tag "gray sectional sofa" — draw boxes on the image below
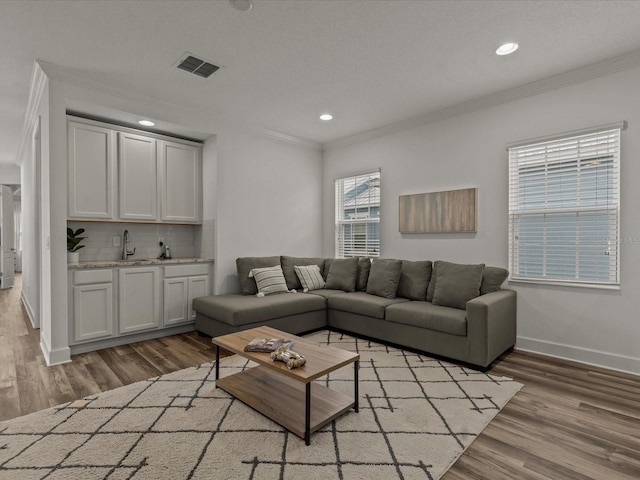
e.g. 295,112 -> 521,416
193,256 -> 516,369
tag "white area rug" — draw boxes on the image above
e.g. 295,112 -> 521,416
0,331 -> 522,479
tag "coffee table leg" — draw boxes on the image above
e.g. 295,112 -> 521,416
215,345 -> 220,388
354,360 -> 359,413
305,383 -> 311,445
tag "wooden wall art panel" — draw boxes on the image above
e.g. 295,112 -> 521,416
399,188 -> 477,233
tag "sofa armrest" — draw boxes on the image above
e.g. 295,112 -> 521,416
465,289 -> 517,368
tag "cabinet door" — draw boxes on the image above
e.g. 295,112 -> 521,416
119,132 -> 158,221
159,141 -> 201,223
68,121 -> 116,219
188,275 -> 210,321
163,277 -> 189,326
73,283 -> 114,342
119,267 -> 161,334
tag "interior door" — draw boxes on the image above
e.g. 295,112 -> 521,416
0,185 -> 15,289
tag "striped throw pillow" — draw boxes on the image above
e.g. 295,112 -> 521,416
249,265 -> 289,296
294,264 -> 325,292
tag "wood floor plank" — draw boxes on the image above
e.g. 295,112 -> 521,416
1,273 -> 639,479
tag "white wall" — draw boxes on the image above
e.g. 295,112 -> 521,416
0,164 -> 20,184
214,127 -> 323,294
323,66 -> 640,374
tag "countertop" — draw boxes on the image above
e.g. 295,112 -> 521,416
68,257 -> 214,270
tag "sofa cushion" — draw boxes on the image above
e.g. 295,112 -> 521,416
236,256 -> 281,295
281,256 -> 326,290
481,266 -> 509,295
325,257 -> 359,292
366,258 -> 402,298
426,261 -> 437,302
432,261 -> 485,310
385,302 -> 467,336
193,293 -> 326,327
249,265 -> 290,296
305,289 -> 347,299
356,257 -> 372,292
294,264 -> 326,292
397,260 -> 432,301
328,291 -> 409,319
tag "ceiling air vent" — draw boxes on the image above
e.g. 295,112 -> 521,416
176,55 -> 220,78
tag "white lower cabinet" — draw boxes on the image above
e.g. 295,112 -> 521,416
72,269 -> 114,343
163,264 -> 211,326
119,266 -> 161,334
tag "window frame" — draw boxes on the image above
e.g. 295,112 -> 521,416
507,122 -> 624,289
334,169 -> 381,259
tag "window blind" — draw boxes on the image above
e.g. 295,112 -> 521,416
508,127 -> 621,286
335,170 -> 380,258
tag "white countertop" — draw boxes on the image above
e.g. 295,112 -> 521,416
68,257 -> 214,269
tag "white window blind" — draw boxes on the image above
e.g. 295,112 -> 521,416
335,170 -> 380,258
508,126 -> 622,287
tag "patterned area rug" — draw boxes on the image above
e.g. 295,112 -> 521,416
0,331 -> 522,480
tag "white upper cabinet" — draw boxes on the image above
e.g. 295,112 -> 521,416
159,140 -> 201,223
68,121 -> 116,219
118,132 -> 158,221
67,116 -> 203,224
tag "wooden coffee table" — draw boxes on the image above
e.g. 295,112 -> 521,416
212,326 -> 359,445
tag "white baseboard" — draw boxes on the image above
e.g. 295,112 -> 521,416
39,335 -> 71,366
516,336 -> 640,376
21,292 -> 39,329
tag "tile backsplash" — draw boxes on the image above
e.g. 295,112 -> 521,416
68,222 -> 197,262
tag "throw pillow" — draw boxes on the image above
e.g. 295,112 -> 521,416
356,257 -> 372,292
236,256 -> 280,295
325,257 -> 359,292
432,261 -> 485,310
366,258 -> 403,299
294,264 -> 326,292
480,266 -> 509,295
396,260 -> 432,301
249,265 -> 289,296
281,256 -> 326,290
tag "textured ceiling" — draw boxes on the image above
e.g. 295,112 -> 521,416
2,0 -> 640,165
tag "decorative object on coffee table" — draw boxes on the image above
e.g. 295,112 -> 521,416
271,346 -> 306,369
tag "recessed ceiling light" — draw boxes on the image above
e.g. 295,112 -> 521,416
320,114 -> 333,121
496,42 -> 519,56
138,120 -> 155,127
230,0 -> 253,11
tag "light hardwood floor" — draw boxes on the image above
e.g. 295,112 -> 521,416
1,274 -> 639,479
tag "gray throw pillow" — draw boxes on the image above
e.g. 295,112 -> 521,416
356,257 -> 372,292
280,256 -> 326,290
325,257 -> 359,292
432,261 -> 485,310
236,256 -> 280,295
397,260 -> 432,301
480,266 -> 509,295
366,258 -> 403,299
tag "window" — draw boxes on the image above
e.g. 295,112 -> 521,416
508,124 -> 623,287
335,170 -> 380,258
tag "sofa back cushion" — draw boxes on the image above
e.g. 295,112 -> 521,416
236,256 -> 281,295
432,261 -> 485,310
325,257 -> 359,292
397,260 -> 432,301
480,266 -> 509,294
356,257 -> 372,291
366,258 -> 403,299
280,256 -> 326,290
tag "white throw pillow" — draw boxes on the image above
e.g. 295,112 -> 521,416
294,264 -> 326,292
249,265 -> 289,296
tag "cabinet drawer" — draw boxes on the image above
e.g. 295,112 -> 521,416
164,263 -> 209,278
74,269 -> 113,285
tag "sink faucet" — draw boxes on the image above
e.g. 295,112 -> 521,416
122,229 -> 136,260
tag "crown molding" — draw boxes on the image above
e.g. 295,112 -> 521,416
325,48 -> 640,151
36,60 -> 321,152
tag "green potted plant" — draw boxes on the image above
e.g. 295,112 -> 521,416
67,227 -> 87,263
